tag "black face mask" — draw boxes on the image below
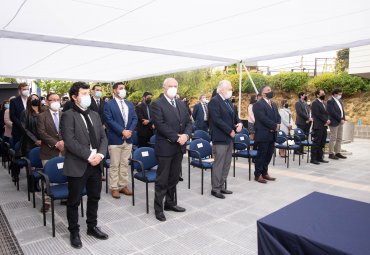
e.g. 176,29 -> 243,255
145,99 -> 152,105
303,96 -> 308,101
231,99 -> 236,103
319,95 -> 325,100
265,91 -> 274,99
31,99 -> 40,106
284,103 -> 289,108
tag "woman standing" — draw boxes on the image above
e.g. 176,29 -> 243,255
20,94 -> 42,156
278,99 -> 295,157
247,95 -> 257,140
3,99 -> 13,143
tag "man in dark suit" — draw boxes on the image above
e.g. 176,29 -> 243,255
90,84 -> 105,122
192,94 -> 209,132
253,85 -> 281,184
208,80 -> 242,198
61,82 -> 108,249
104,82 -> 138,199
327,88 -> 347,160
136,91 -> 154,147
151,78 -> 192,222
10,82 -> 30,145
295,92 -> 312,154
310,89 -> 330,165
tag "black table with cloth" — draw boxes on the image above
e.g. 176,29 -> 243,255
257,192 -> 370,255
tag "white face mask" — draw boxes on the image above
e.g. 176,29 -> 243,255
335,95 -> 342,100
79,95 -> 91,109
22,90 -> 30,97
167,87 -> 178,98
225,90 -> 232,99
50,102 -> 61,111
118,89 -> 126,99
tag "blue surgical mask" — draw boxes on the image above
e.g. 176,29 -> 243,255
95,91 -> 102,98
79,95 -> 91,109
4,103 -> 9,109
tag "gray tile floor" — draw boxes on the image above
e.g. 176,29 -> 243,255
1,139 -> 370,255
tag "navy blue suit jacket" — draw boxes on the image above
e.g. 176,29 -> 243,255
9,96 -> 25,139
104,98 -> 138,145
253,99 -> 281,143
327,98 -> 345,127
208,94 -> 241,145
192,102 -> 208,130
151,96 -> 192,157
311,99 -> 329,130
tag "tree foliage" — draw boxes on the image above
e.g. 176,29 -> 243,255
269,72 -> 309,93
335,48 -> 349,73
0,77 -> 17,83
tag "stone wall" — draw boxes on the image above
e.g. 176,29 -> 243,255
354,125 -> 370,139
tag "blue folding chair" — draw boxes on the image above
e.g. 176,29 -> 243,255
132,130 -> 139,152
238,127 -> 254,146
232,134 -> 257,180
129,147 -> 157,214
25,147 -> 43,208
148,134 -> 156,148
187,139 -> 213,195
273,130 -> 301,168
294,128 -> 313,163
39,157 -> 85,237
8,142 -> 28,190
192,130 -> 211,142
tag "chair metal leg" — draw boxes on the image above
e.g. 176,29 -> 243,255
41,181 -> 46,226
287,151 -> 290,168
307,146 -> 310,163
273,148 -> 276,165
105,167 -> 108,194
51,199 -> 55,237
248,157 -> 251,181
201,168 -> 204,195
146,182 -> 149,214
27,175 -> 31,201
132,177 -> 135,206
233,156 -> 236,177
80,197 -> 84,218
188,157 -> 191,189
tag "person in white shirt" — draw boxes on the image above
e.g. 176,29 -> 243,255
278,99 -> 295,157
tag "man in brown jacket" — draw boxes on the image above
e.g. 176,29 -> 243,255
37,93 -> 64,212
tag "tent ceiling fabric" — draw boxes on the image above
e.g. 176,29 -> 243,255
1,0 -> 370,81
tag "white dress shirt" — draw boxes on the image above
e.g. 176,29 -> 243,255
333,97 -> 344,118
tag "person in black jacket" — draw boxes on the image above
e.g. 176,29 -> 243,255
295,92 -> 312,153
10,83 -> 30,146
327,88 -> 347,160
20,94 -> 42,156
192,94 -> 209,132
151,78 -> 192,222
310,89 -> 330,165
136,91 -> 154,147
89,84 -> 105,122
253,85 -> 281,184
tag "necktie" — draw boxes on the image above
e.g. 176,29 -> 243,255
53,112 -> 59,132
225,100 -> 233,112
202,102 -> 208,120
146,105 -> 151,120
96,99 -> 100,107
170,100 -> 176,108
120,100 -> 127,128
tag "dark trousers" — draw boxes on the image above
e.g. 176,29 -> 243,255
67,165 -> 102,233
154,151 -> 183,212
254,141 -> 275,177
311,128 -> 327,161
195,121 -> 209,132
297,123 -> 311,152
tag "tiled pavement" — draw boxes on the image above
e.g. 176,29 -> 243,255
1,139 -> 370,255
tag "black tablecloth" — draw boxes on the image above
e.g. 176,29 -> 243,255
257,192 -> 370,255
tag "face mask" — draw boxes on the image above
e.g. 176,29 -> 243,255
167,87 -> 178,98
201,98 -> 207,103
205,99 -> 209,104
303,96 -> 308,101
231,98 -> 236,103
41,100 -> 46,105
95,91 -> 102,98
50,102 -> 61,111
284,103 -> 289,108
4,103 -> 9,109
22,90 -> 30,97
31,99 -> 40,106
335,95 -> 342,100
79,95 -> 91,109
225,90 -> 232,99
319,95 -> 325,100
265,91 -> 274,99
145,99 -> 152,105
118,89 -> 126,99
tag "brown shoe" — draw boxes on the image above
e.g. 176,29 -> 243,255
111,190 -> 120,199
40,203 -> 50,213
119,187 -> 133,196
101,176 -> 106,182
255,176 -> 267,184
263,175 -> 276,181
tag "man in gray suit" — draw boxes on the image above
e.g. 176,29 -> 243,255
61,82 -> 108,249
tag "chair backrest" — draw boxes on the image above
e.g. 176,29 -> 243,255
276,130 -> 287,144
189,139 -> 212,158
193,130 -> 211,142
28,147 -> 43,168
234,134 -> 249,150
149,135 -> 156,144
43,157 -> 67,184
131,147 -> 157,172
294,128 -> 306,142
132,130 -> 139,146
239,127 -> 249,136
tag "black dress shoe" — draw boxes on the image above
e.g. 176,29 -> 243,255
179,176 -> 184,181
164,205 -> 186,212
336,153 -> 347,159
211,190 -> 225,199
221,189 -> 233,194
310,160 -> 320,165
319,159 -> 329,163
70,232 -> 82,249
155,211 -> 166,222
329,154 -> 339,160
87,227 -> 109,240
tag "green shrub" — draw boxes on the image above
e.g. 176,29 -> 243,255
242,72 -> 268,93
269,72 -> 309,93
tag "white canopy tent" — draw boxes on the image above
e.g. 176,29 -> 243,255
1,0 -> 370,82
